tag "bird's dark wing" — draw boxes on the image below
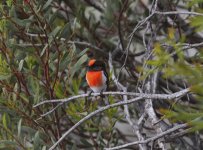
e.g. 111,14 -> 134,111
103,68 -> 109,91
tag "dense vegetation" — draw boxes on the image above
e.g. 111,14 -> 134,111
1,0 -> 203,149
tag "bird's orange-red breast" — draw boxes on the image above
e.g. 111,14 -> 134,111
86,59 -> 108,93
86,71 -> 103,87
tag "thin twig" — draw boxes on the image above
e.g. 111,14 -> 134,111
117,0 -> 128,52
48,97 -> 143,150
108,53 -> 147,150
46,87 -> 189,149
155,11 -> 203,16
25,33 -> 105,54
33,88 -> 190,107
142,0 -> 167,149
118,0 -> 158,81
104,123 -> 187,150
40,102 -> 63,117
49,94 -> 189,150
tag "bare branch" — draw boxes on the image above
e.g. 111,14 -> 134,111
118,0 -> 158,78
47,87 -> 189,150
67,41 -> 105,54
155,11 -> 203,16
33,88 -> 190,107
162,42 -> 203,50
182,42 -> 203,50
25,33 -> 105,54
140,0 -> 167,149
105,123 -> 187,150
108,53 -> 147,150
49,97 -> 143,150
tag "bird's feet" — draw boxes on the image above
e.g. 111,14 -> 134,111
100,90 -> 105,98
88,91 -> 93,97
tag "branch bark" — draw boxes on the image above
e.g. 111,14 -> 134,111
105,123 -> 187,150
33,88 -> 190,107
109,53 -> 147,150
47,88 -> 190,150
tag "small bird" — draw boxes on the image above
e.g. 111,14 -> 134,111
86,59 -> 109,94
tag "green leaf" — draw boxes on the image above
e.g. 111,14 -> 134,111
13,18 -> 33,27
0,74 -> 11,80
43,0 -> 53,10
49,26 -> 62,38
72,78 -> 81,94
34,131 -> 41,150
6,0 -> 13,7
168,28 -> 175,40
2,114 -> 7,129
12,83 -> 18,101
0,54 -> 11,80
21,126 -> 36,135
48,10 -> 58,24
60,23 -> 71,39
188,0 -> 203,7
17,119 -> 22,137
18,60 -> 24,71
59,51 -> 71,71
0,18 -> 7,32
40,43 -> 48,57
0,140 -> 17,149
54,81 -> 64,99
77,48 -> 89,58
70,54 -> 88,78
147,60 -> 161,66
2,113 -> 8,129
80,139 -> 93,147
190,16 -> 203,31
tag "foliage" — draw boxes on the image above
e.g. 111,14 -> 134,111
0,0 -> 121,149
1,0 -> 203,149
146,0 -> 203,135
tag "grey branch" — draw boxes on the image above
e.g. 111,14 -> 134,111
48,88 -> 190,150
182,42 -> 203,50
25,33 -> 105,53
141,0 -> 167,149
144,75 -> 167,149
162,42 -> 203,51
105,123 -> 187,150
49,97 -> 143,150
155,11 -> 203,16
33,88 -> 190,107
108,53 -> 147,150
67,41 -> 105,54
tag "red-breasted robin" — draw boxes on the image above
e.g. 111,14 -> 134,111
86,59 -> 109,94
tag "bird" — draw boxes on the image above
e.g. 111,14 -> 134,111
86,59 -> 109,95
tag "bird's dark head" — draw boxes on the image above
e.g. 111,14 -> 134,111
87,59 -> 106,71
